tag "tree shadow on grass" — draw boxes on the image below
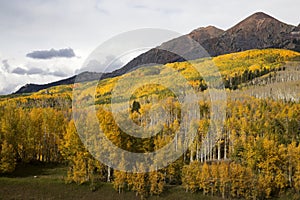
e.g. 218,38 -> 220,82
0,161 -> 66,178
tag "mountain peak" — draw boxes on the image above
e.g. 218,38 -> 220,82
191,25 -> 222,32
226,11 -> 292,35
231,12 -> 282,30
189,25 -> 224,43
249,12 -> 275,20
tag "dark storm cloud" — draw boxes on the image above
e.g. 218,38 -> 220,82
26,48 -> 76,59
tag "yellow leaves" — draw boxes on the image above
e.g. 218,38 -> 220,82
149,171 -> 165,196
0,140 -> 16,173
183,161 -> 256,199
199,162 -> 210,195
113,170 -> 127,193
258,172 -> 273,198
294,163 -> 300,193
275,170 -> 287,191
96,78 -> 117,97
229,162 -> 244,198
182,161 -> 201,193
254,138 -> 289,198
213,48 -> 300,77
68,153 -> 88,184
59,120 -> 77,158
249,64 -> 261,72
219,162 -> 230,198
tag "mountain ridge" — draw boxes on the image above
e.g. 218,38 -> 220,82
15,71 -> 102,94
14,12 -> 300,94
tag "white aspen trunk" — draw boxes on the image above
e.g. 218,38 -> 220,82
210,139 -> 213,161
175,134 -> 178,152
107,166 -> 111,182
224,136 -> 227,160
196,143 -> 199,161
217,141 -> 221,160
190,149 -> 194,162
200,145 -> 204,163
204,141 -> 207,162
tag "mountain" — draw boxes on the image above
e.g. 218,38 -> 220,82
202,12 -> 300,56
109,26 -> 225,78
120,12 -> 299,72
14,12 -> 300,94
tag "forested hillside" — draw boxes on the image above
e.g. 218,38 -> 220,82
0,49 -> 300,199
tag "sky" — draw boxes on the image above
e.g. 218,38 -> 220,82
0,0 -> 299,94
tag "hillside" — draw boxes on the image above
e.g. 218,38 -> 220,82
2,49 -> 299,107
109,12 -> 300,85
1,48 -> 300,200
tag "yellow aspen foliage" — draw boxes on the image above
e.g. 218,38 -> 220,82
229,162 -> 244,198
182,162 -> 200,193
210,163 -> 219,196
68,153 -> 88,184
0,140 -> 16,173
133,172 -> 148,199
149,171 -> 165,196
199,162 -> 210,195
113,170 -> 127,194
294,163 -> 300,194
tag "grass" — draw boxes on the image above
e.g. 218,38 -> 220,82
0,163 -> 222,200
0,164 -> 297,200
0,163 -> 137,200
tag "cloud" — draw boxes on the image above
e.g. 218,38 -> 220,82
2,59 -> 10,72
11,66 -> 67,77
26,48 -> 76,59
27,67 -> 44,75
51,71 -> 68,77
11,67 -> 26,75
78,55 -> 124,73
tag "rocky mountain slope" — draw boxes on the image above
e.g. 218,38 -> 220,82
202,12 -> 300,56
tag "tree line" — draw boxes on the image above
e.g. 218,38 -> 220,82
0,96 -> 299,199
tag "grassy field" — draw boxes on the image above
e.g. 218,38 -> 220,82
0,163 -> 223,200
0,164 -> 296,200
